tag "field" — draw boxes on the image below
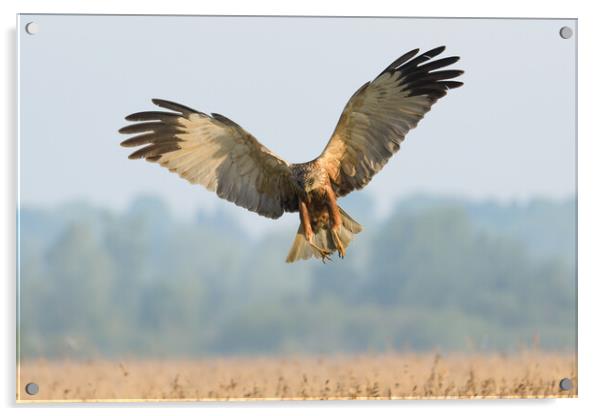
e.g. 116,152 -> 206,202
18,352 -> 576,402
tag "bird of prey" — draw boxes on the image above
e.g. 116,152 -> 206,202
119,46 -> 463,263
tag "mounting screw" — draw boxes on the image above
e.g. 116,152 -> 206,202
25,22 -> 39,35
25,382 -> 39,395
559,378 -> 573,391
559,26 -> 573,39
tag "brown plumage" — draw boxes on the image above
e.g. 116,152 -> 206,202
119,46 -> 463,262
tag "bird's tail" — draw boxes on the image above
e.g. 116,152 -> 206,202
285,207 -> 362,263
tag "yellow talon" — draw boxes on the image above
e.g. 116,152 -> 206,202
331,227 -> 346,258
308,240 -> 332,262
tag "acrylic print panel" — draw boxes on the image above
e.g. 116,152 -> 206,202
17,14 -> 577,402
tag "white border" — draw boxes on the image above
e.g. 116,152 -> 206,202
3,1 -> 601,415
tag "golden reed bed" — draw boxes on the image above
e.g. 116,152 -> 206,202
17,352 -> 577,402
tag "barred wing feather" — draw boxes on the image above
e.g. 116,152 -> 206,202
119,99 -> 298,219
318,46 -> 463,197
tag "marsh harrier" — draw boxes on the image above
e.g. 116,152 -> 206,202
119,46 -> 463,263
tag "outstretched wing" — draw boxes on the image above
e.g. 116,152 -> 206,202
119,99 -> 298,219
317,46 -> 463,197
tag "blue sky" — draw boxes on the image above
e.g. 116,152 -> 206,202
18,15 -> 576,233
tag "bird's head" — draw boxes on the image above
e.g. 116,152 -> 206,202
292,164 -> 321,195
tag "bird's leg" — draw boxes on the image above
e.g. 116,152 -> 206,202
299,200 -> 313,241
299,199 -> 331,262
325,185 -> 345,258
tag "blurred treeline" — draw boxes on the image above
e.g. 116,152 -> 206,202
18,193 -> 576,359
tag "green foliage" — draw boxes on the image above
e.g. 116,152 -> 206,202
18,194 -> 576,358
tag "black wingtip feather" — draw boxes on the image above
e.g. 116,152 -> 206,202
417,56 -> 460,72
125,111 -> 182,122
152,98 -> 199,114
118,122 -> 162,135
211,113 -> 241,128
127,143 -> 181,160
442,81 -> 464,89
379,48 -> 421,76
376,46 -> 464,100
120,102 -> 195,160
423,45 -> 446,58
121,139 -> 140,148
127,150 -> 145,160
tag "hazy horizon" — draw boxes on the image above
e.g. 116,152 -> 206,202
18,191 -> 577,237
19,191 -> 576,359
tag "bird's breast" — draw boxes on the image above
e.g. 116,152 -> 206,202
307,196 -> 330,231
